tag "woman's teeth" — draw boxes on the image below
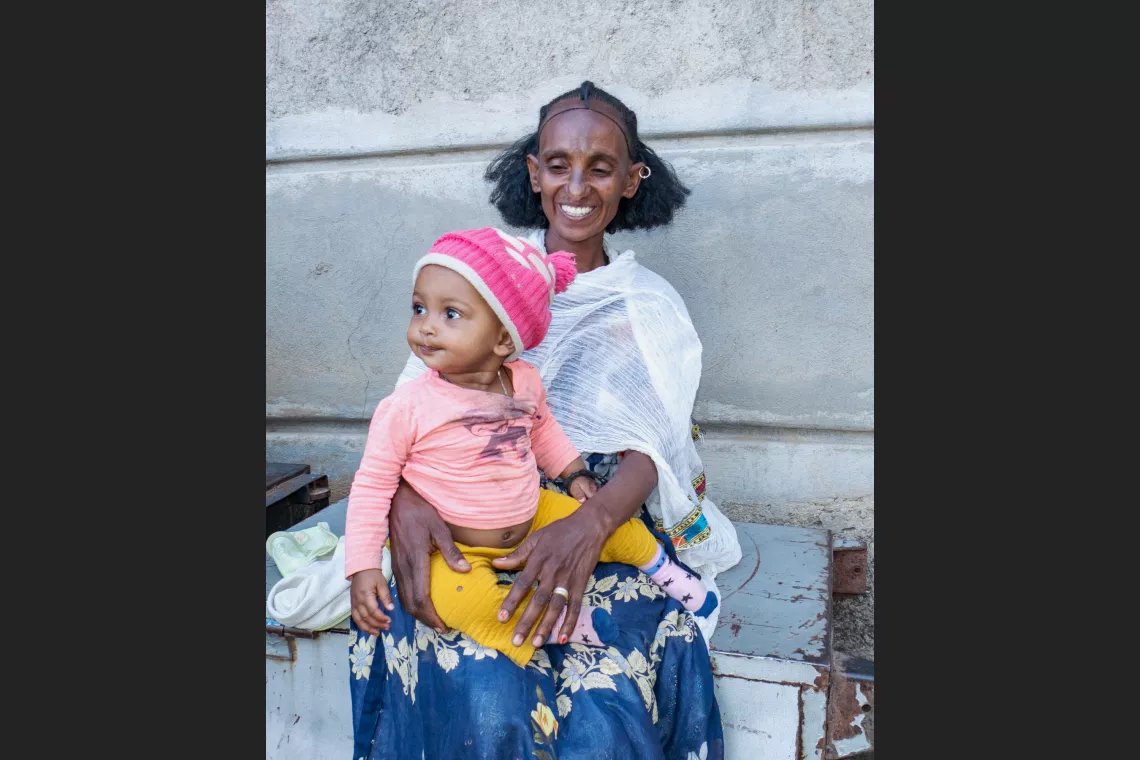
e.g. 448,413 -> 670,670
561,205 -> 594,219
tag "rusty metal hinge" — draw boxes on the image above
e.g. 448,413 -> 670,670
832,537 -> 868,595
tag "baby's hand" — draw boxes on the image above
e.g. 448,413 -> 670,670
569,475 -> 598,503
350,568 -> 395,635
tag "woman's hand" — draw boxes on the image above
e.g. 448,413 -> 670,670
388,479 -> 471,634
494,451 -> 659,647
492,504 -> 608,647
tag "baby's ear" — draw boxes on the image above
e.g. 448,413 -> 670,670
493,329 -> 515,358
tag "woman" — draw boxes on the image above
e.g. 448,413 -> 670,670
349,81 -> 742,759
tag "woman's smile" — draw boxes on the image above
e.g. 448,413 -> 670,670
559,203 -> 597,221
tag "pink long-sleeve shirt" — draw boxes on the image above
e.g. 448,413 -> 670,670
344,359 -> 581,578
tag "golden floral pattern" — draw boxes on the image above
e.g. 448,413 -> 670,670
531,702 -> 557,738
530,684 -> 559,760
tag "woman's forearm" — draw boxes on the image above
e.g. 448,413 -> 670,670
582,451 -> 658,536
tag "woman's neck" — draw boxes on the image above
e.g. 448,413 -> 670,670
544,229 -> 607,274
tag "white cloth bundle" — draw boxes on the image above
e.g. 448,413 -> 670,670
266,537 -> 353,631
397,231 -> 742,640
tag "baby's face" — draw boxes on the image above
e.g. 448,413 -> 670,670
408,264 -> 512,374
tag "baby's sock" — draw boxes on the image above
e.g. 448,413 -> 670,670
639,545 -> 718,617
546,604 -> 618,647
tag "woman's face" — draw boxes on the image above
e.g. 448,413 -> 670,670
526,109 -> 645,244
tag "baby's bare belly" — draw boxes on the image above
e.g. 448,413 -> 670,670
445,517 -> 534,550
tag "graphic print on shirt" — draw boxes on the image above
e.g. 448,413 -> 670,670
460,407 -> 532,461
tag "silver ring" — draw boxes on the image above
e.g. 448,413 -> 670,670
552,586 -> 570,600
638,165 -> 651,179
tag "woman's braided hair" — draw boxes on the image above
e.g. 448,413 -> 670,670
485,81 -> 691,233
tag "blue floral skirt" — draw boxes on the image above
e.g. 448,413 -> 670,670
349,454 -> 724,760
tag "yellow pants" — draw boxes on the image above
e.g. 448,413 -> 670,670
429,488 -> 660,666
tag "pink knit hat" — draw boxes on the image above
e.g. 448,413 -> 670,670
413,227 -> 578,361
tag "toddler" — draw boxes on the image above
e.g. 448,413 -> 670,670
345,227 -> 715,666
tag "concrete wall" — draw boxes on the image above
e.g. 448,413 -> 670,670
266,0 -> 874,512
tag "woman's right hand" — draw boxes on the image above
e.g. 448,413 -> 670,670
388,479 -> 471,634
